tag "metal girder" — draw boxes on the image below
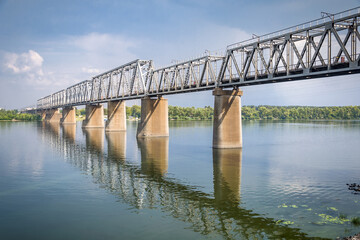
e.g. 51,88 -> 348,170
219,7 -> 360,85
37,60 -> 153,109
36,7 -> 360,110
149,56 -> 223,95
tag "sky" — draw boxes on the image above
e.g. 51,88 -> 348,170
0,0 -> 360,109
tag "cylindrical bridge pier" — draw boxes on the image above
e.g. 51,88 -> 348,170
106,100 -> 126,132
61,107 -> 76,124
82,104 -> 105,128
44,108 -> 62,123
212,88 -> 243,149
137,96 -> 169,138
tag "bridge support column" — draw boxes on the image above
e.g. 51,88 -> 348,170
213,88 -> 243,149
40,110 -> 46,121
105,100 -> 126,131
45,108 -> 62,123
82,104 -> 104,128
137,96 -> 169,138
61,107 -> 76,124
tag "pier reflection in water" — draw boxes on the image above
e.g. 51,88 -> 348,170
213,148 -> 242,204
38,123 -> 325,240
83,128 -> 104,152
62,124 -> 76,142
138,137 -> 168,176
106,131 -> 126,161
45,122 -> 60,137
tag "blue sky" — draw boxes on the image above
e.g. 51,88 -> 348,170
0,0 -> 360,109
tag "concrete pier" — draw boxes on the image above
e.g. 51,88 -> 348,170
213,88 -> 243,149
61,107 -> 76,124
40,110 -> 46,121
137,97 -> 169,138
82,104 -> 104,128
106,100 -> 126,132
45,108 -> 62,123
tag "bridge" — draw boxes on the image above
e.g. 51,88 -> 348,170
38,122 -> 327,239
29,7 -> 360,148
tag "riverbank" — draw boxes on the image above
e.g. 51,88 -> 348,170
341,232 -> 360,240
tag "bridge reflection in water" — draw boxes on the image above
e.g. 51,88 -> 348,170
39,122 -> 326,240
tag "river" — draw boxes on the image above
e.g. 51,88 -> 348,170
0,120 -> 359,239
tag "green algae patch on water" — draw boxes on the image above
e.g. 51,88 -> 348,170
275,219 -> 294,225
277,203 -> 299,208
315,213 -> 350,225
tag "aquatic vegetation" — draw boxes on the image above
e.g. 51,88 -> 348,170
275,219 -> 294,225
277,203 -> 298,208
306,208 -> 312,211
351,217 -> 360,226
316,213 -> 350,225
327,207 -> 338,211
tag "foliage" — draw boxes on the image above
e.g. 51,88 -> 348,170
75,105 -> 360,121
168,106 -> 213,120
125,105 -> 214,120
76,108 -> 86,116
242,105 -> 360,120
0,109 -> 40,121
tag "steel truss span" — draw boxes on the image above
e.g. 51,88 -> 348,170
37,7 -> 360,110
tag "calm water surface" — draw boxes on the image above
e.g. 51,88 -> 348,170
0,120 -> 359,239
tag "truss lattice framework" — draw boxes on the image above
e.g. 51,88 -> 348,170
37,60 -> 153,109
37,7 -> 360,110
218,8 -> 360,87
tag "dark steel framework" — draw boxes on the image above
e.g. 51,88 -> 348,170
36,7 -> 360,110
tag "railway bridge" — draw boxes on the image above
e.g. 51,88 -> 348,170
30,7 -> 360,148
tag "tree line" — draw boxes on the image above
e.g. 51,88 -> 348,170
0,109 -> 41,121
125,105 -> 360,120
2,105 -> 359,121
242,105 -> 360,120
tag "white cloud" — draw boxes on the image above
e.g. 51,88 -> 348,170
69,32 -> 138,66
1,50 -> 54,87
81,67 -> 100,74
4,50 -> 43,75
